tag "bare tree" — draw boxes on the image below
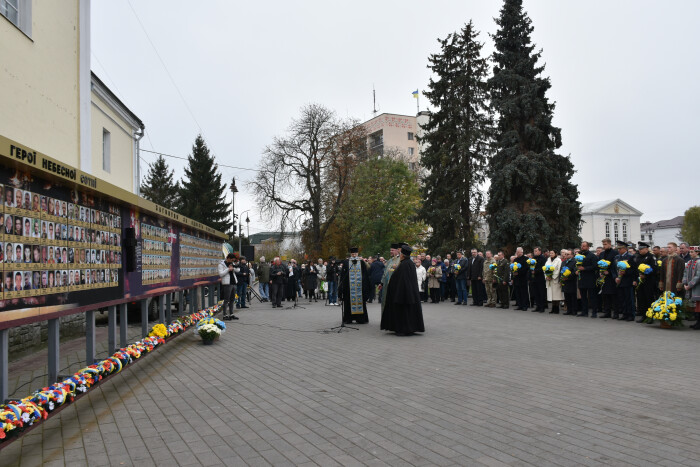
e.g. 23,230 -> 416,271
249,104 -> 366,255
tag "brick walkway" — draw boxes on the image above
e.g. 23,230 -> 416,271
3,299 -> 700,466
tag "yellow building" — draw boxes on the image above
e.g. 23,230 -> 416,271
1,0 -> 142,193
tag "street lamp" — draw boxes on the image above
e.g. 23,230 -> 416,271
239,209 -> 251,254
230,177 -> 238,242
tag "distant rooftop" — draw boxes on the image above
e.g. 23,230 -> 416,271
640,215 -> 684,230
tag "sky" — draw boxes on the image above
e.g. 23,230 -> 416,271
91,0 -> 700,236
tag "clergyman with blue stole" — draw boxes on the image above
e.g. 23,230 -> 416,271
338,247 -> 370,324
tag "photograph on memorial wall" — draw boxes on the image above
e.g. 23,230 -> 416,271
0,163 -> 123,312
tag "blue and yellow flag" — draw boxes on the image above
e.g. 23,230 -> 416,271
412,89 -> 419,98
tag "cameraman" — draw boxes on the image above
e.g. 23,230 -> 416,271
326,257 -> 339,305
217,253 -> 238,320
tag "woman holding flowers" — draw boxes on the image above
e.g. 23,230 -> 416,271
427,258 -> 442,303
682,248 -> 700,329
544,249 -> 563,314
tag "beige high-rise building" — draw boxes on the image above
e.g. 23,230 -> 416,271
360,112 -> 430,170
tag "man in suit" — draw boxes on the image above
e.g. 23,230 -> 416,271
612,240 -> 636,321
531,247 -> 547,312
598,238 -> 618,318
513,247 -> 530,310
576,241 -> 598,317
467,248 -> 485,306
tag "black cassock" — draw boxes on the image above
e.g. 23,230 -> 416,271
338,258 -> 370,324
380,257 -> 425,334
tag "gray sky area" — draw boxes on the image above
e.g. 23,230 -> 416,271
92,1 -> 699,236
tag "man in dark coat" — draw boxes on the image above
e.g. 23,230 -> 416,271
495,251 -> 511,309
338,247 -> 370,324
576,241 -> 598,317
467,249 -> 485,306
368,256 -> 385,303
381,244 -> 425,335
513,247 -> 530,310
531,247 -> 547,312
561,249 -> 579,315
612,240 -> 635,321
598,239 -> 618,318
634,242 -> 656,322
269,257 -> 287,308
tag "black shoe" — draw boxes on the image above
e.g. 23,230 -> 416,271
576,313 -> 588,317
241,305 -> 249,309
612,314 -> 619,320
601,313 -> 611,319
271,304 -> 277,308
549,310 -> 559,314
635,317 -> 646,323
455,302 -> 462,305
562,311 -> 573,315
231,315 -> 239,320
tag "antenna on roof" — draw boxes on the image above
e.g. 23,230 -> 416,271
373,85 -> 377,116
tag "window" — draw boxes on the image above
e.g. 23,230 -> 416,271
641,234 -> 645,241
613,222 -> 619,241
102,129 -> 111,173
649,234 -> 653,241
622,222 -> 628,241
407,132 -> 414,140
409,162 -> 416,171
605,222 -> 610,237
1,0 -> 31,37
408,147 -> 415,156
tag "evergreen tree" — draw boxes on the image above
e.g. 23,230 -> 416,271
420,21 -> 493,254
486,0 -> 581,252
140,155 -> 180,210
179,135 -> 231,233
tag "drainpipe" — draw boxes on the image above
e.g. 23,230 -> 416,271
134,125 -> 145,196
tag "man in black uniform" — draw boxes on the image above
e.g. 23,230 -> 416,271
381,244 -> 425,335
612,240 -> 635,321
576,241 -> 598,317
598,239 -> 618,318
634,242 -> 656,322
513,247 -> 530,310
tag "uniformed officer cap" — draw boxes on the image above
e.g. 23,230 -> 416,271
615,240 -> 628,249
638,242 -> 650,249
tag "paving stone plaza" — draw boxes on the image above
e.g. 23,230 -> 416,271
3,300 -> 700,466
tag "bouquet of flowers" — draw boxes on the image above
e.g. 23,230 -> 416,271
510,262 -> 520,276
596,259 -> 611,287
527,258 -> 536,271
196,317 -> 226,332
575,254 -> 584,267
148,323 -> 168,338
560,266 -> 572,288
453,264 -> 461,275
616,260 -> 630,277
543,264 -> 555,279
198,323 -> 222,343
428,266 -> 436,276
643,291 -> 687,327
637,263 -> 653,290
489,262 -> 502,282
656,259 -> 663,268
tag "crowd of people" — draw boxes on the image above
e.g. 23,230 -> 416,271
217,240 -> 700,331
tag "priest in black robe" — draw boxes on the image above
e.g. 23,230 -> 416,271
338,247 -> 370,324
381,244 -> 425,335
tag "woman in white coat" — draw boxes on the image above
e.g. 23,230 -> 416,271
545,249 -> 563,314
415,258 -> 427,302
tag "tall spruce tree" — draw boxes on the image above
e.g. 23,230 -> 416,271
420,21 -> 493,254
140,155 -> 180,210
179,135 -> 231,233
486,0 -> 581,252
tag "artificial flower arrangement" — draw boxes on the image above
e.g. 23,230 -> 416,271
616,260 -> 630,277
0,304 -> 220,442
637,263 -> 653,290
575,254 -> 584,267
543,264 -> 555,279
596,259 -> 611,287
527,258 -> 536,271
510,262 -> 520,276
643,291 -> 687,327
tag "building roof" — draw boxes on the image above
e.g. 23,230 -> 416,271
640,215 -> 684,231
580,199 -> 643,216
91,72 -> 145,130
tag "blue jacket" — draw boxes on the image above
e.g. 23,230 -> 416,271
369,260 -> 385,284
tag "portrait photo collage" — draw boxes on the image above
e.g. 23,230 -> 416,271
141,222 -> 172,286
1,184 -> 122,299
179,233 -> 219,280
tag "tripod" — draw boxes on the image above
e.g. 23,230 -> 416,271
285,283 -> 306,309
327,298 -> 358,332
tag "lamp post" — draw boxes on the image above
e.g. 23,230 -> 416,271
230,177 -> 238,243
239,209 -> 251,254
